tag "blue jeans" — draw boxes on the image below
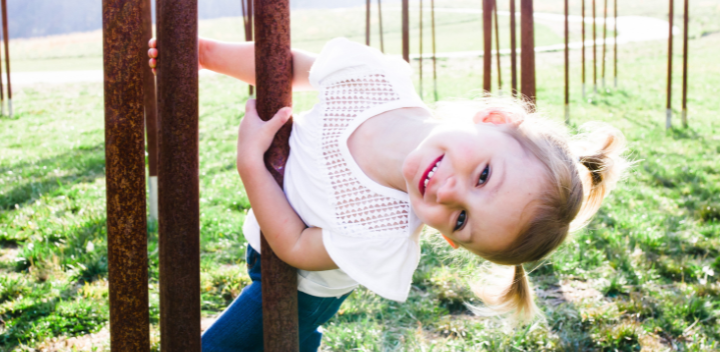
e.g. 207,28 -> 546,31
202,244 -> 352,352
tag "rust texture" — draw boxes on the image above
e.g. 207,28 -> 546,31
366,0 -> 371,45
431,0 -> 438,100
592,0 -> 597,91
681,0 -> 688,126
402,0 -> 409,62
582,0 -> 585,94
483,0 -> 493,93
602,0 -> 607,87
378,0 -> 385,52
520,0 -> 536,103
241,0 -> 254,96
419,0 -> 423,98
102,0 -> 151,350
254,0 -> 300,350
564,0 -> 569,106
510,0 -> 517,96
667,0 -> 673,112
141,0 -> 159,177
1,0 -> 10,107
613,0 -> 617,87
493,1 -> 502,91
156,0 -> 201,350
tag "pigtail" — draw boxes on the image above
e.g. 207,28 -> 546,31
570,123 -> 629,229
469,264 -> 539,324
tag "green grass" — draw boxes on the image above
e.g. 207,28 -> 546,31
2,2 -> 720,351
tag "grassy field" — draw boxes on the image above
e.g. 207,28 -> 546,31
2,1 -> 720,351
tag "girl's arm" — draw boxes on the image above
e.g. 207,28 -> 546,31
237,100 -> 338,271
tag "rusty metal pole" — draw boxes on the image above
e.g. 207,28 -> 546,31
419,0 -> 423,99
510,0 -> 517,96
156,0 -> 201,349
582,0 -> 586,98
142,0 -> 159,222
520,0 -> 536,104
102,0 -> 151,349
602,0 -> 607,89
1,0 -> 10,117
666,0 -> 674,129
592,0 -> 597,93
241,0 -> 255,96
0,4 -> 4,117
681,0 -> 688,127
366,0 -> 371,46
493,1 -> 502,93
431,0 -> 438,101
378,0 -> 385,53
483,0 -> 493,93
254,1 -> 299,350
613,0 -> 617,88
564,0 -> 569,123
402,0 -> 409,62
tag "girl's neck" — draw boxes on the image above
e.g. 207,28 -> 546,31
348,107 -> 437,193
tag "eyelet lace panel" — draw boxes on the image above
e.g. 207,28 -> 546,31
320,73 -> 410,238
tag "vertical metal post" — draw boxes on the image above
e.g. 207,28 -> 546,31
403,0 -> 409,62
510,0 -> 517,96
241,0 -> 255,96
520,0 -> 536,104
592,0 -> 597,93
156,0 -> 201,349
142,0 -> 159,222
666,0 -> 674,129
254,1 -> 299,350
431,0 -> 438,101
681,0 -> 688,127
613,0 -> 617,88
378,0 -> 385,53
366,0 -> 371,46
102,0 -> 151,349
1,0 -> 10,117
582,0 -> 586,98
602,0 -> 607,89
564,0 -> 569,124
493,1 -> 502,93
483,0 -> 493,93
419,0 -> 423,99
0,4 -> 4,118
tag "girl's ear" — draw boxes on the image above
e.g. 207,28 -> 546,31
473,109 -> 524,127
441,234 -> 459,249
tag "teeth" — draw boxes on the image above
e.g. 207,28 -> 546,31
424,179 -> 429,187
428,171 -> 434,178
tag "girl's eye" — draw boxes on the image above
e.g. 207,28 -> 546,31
478,165 -> 490,186
454,211 -> 467,231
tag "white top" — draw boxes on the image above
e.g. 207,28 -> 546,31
243,38 -> 427,302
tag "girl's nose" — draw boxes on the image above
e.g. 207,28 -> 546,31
436,176 -> 462,205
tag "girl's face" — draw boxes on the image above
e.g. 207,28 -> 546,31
402,115 -> 546,256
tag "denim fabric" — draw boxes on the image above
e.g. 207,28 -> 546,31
202,244 -> 352,352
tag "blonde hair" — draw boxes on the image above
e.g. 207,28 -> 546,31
437,98 -> 629,323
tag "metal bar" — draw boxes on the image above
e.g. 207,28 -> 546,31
156,0 -> 201,349
483,0 -> 493,93
254,1 -> 299,350
564,0 -> 569,124
419,0 -> 423,99
1,0 -> 10,117
402,0 -> 409,62
681,0 -> 688,127
431,0 -> 438,101
613,0 -> 617,88
602,0 -> 607,88
582,0 -> 586,98
510,0 -> 517,96
493,1 -> 502,92
142,0 -> 160,223
102,0 -> 151,349
378,0 -> 385,53
366,0 -> 371,46
667,0 -> 673,129
241,0 -> 255,96
0,0 -> 5,116
593,0 -> 597,93
520,0 -> 536,104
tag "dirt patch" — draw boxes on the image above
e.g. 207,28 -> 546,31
536,279 -> 604,306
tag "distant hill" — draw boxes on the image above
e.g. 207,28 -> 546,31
7,0 -> 400,39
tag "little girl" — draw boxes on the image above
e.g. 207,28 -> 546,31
149,37 -> 627,351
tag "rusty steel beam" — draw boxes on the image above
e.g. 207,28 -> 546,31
602,0 -> 607,89
102,0 -> 151,350
156,0 -> 201,350
0,0 -> 4,117
241,0 -> 254,96
582,0 -> 586,98
510,0 -> 517,96
592,0 -> 597,93
254,1 -> 299,350
666,0 -> 674,129
681,0 -> 688,127
1,0 -> 10,117
378,0 -> 385,52
483,0 -> 493,93
402,0 -> 409,62
419,0 -> 423,98
431,0 -> 438,101
493,1 -> 502,92
520,0 -> 535,104
141,0 -> 159,222
564,0 -> 569,123
366,0 -> 371,46
613,0 -> 617,88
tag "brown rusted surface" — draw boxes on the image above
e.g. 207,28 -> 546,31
582,0 -> 585,95
483,0 -> 492,93
402,0 -> 409,62
102,0 -> 151,350
1,0 -> 10,109
520,0 -> 536,104
254,0 -> 299,350
510,0 -> 517,96
142,0 -> 158,177
592,0 -> 597,92
241,0 -> 254,96
366,0 -> 371,46
667,0 -> 674,112
681,0 -> 688,126
493,1 -> 502,91
602,0 -> 607,87
156,0 -> 201,350
431,0 -> 438,100
378,0 -> 385,52
564,0 -> 569,106
419,0 -> 423,98
613,0 -> 617,87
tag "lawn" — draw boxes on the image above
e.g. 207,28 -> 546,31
1,1 -> 720,351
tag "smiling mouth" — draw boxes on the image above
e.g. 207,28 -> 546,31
419,155 -> 444,196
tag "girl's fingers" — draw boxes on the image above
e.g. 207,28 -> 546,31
148,38 -> 156,49
245,99 -> 257,116
148,48 -> 158,59
149,58 -> 157,69
267,107 -> 292,131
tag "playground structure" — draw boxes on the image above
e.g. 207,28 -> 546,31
1,0 -> 12,118
100,0 -> 694,350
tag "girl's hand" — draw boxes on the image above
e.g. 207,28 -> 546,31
147,38 -> 204,75
237,99 -> 292,172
